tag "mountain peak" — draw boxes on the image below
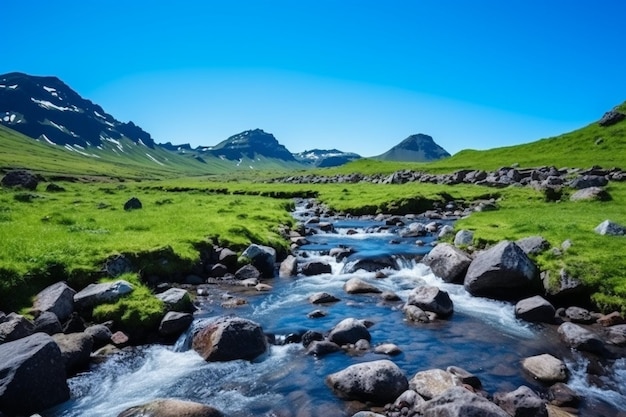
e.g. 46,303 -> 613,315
375,133 -> 450,162
207,129 -> 297,161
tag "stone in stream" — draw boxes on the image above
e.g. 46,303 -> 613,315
309,292 -> 340,304
0,333 -> 70,415
328,318 -> 371,346
73,279 -> 134,310
403,304 -> 431,323
192,316 -> 267,362
326,359 -> 408,404
564,306 -> 594,324
33,281 -> 76,322
159,311 -> 193,337
344,277 -> 382,294
422,243 -> 471,283
301,261 -> 332,276
557,322 -> 605,354
241,244 -> 276,277
373,343 -> 402,355
414,386 -> 510,417
52,332 -> 94,373
522,353 -> 568,383
279,254 -> 297,277
548,382 -> 581,408
493,385 -> 548,417
446,366 -> 482,390
117,399 -> 224,417
515,295 -> 556,323
406,286 -> 453,318
606,324 -> 626,346
342,254 -> 398,273
306,340 -> 341,357
234,264 -> 261,280
156,288 -> 194,312
464,240 -> 541,300
597,311 -> 625,327
409,368 -> 460,400
84,324 -> 113,348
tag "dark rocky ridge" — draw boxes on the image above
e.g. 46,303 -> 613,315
375,133 -> 451,162
203,129 -> 298,162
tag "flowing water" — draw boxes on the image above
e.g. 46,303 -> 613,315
47,203 -> 626,417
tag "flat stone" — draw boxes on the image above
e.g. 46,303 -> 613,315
522,354 -> 568,383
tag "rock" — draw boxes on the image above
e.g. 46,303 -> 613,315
342,254 -> 398,273
542,269 -> 588,302
565,306 -> 594,324
351,412 -> 385,417
381,291 -> 401,301
84,324 -> 113,348
515,236 -> 550,255
301,261 -> 332,276
123,197 -> 142,210
74,280 -> 134,310
597,311 -> 625,327
606,324 -> 626,345
594,219 -> 626,236
104,254 -> 133,277
279,255 -> 297,277
255,283 -> 272,292
438,224 -> 455,239
403,304 -> 430,323
422,243 -> 472,283
209,263 -> 228,278
62,312 -> 86,333
241,244 -> 276,277
33,311 -> 62,335
306,340 -> 341,356
446,366 -> 482,389
400,222 -> 427,238
493,385 -> 548,417
307,309 -> 326,318
33,281 -> 76,322
373,343 -> 401,355
569,175 -> 608,189
235,264 -> 261,280
91,344 -> 121,362
328,318 -> 371,346
326,359 -> 408,404
392,389 -> 425,411
309,292 -> 340,304
344,277 -> 382,294
0,333 -> 69,414
558,322 -> 605,354
415,386 -> 509,417
598,109 -> 626,126
522,354 -> 568,383
155,288 -> 194,312
217,248 -> 238,270
111,330 -> 129,346
159,312 -> 193,337
570,187 -> 611,201
548,383 -> 580,407
515,296 -> 556,323
0,169 -> 39,190
52,332 -> 93,373
406,286 -> 453,318
184,274 -> 204,285
409,368 -> 459,399
464,241 -> 540,300
117,399 -> 223,417
301,330 -> 324,347
0,313 -> 34,343
453,230 -> 474,246
46,183 -> 65,192
192,316 -> 267,361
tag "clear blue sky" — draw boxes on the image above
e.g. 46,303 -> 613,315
2,1 -> 626,156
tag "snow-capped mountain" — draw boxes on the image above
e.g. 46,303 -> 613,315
294,149 -> 362,167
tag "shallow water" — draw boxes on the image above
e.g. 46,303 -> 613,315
47,205 -> 626,417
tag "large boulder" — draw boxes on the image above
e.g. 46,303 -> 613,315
409,369 -> 459,400
422,243 -> 471,283
594,219 -> 626,236
0,313 -> 34,343
406,286 -> 453,318
301,261 -> 332,276
542,269 -> 589,304
570,187 -> 611,202
84,324 -> 113,348
74,280 -> 134,310
414,386 -> 509,417
515,296 -> 556,323
522,354 -> 568,383
192,316 -> 267,362
33,281 -> 76,322
52,332 -> 94,373
155,288 -> 194,312
569,175 -> 608,189
117,399 -> 223,417
33,311 -> 63,335
557,322 -> 605,354
241,244 -> 276,277
598,109 -> 626,126
0,169 -> 39,190
278,255 -> 297,277
328,318 -> 371,346
464,241 -> 540,300
493,385 -> 548,417
123,197 -> 142,210
234,264 -> 261,280
326,359 -> 408,404
0,333 -> 69,414
344,277 -> 382,294
515,236 -> 550,256
159,311 -> 193,337
342,254 -> 398,273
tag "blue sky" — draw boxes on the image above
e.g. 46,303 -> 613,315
2,1 -> 626,156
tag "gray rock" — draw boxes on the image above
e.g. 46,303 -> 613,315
403,304 -> 430,323
406,286 -> 453,318
156,288 -> 194,312
438,224 -> 455,239
409,369 -> 459,400
52,332 -> 94,373
558,322 -> 605,354
569,175 -> 608,189
74,280 -> 134,310
307,309 -> 327,318
33,311 -> 62,335
301,261 -> 332,276
453,229 -> 474,247
351,412 -> 386,417
123,197 -> 142,210
301,330 -> 324,347
548,383 -> 580,407
309,292 -> 340,304
598,109 -> 626,126
234,264 -> 261,280
594,219 -> 626,236
0,333 -> 69,414
446,366 -> 482,389
515,236 -> 550,255
464,241 -> 540,300
493,385 -> 547,417
0,313 -> 34,343
515,296 -> 556,323
542,269 -> 588,301
328,318 -> 371,346
279,255 -> 297,277
326,359 -> 408,404
374,343 -> 402,355
159,312 -> 193,337
209,263 -> 228,278
117,399 -> 223,417
565,306 -> 594,324
192,316 -> 267,362
522,354 -> 568,383
217,248 -> 238,270
606,324 -> 626,346
84,324 -> 112,348
570,187 -> 611,201
104,255 -> 133,277
342,254 -> 398,273
344,277 -> 382,294
33,281 -> 76,322
241,244 -> 276,277
306,340 -> 341,356
0,170 -> 39,190
415,386 -> 509,417
422,243 -> 471,283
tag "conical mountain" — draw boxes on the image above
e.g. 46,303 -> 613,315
375,133 -> 450,162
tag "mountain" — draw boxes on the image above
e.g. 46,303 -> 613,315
294,149 -> 362,167
375,133 -> 451,162
204,129 -> 298,162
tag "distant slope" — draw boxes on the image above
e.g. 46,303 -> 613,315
375,133 -> 450,162
294,149 -> 361,167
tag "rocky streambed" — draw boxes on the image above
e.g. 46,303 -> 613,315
2,199 -> 626,417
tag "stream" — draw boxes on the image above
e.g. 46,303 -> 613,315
47,201 -> 626,417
